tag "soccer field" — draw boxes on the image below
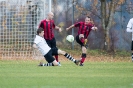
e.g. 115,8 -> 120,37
0,60 -> 133,88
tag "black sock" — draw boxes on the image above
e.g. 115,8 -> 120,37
43,63 -> 54,66
132,53 -> 133,61
64,53 -> 76,63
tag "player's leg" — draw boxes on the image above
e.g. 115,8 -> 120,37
39,60 -> 60,66
45,38 -> 59,62
79,34 -> 88,46
131,41 -> 133,62
51,38 -> 59,62
132,50 -> 133,62
39,50 -> 60,66
51,48 -> 80,65
79,34 -> 85,44
76,35 -> 85,46
76,35 -> 87,66
80,46 -> 87,66
39,62 -> 54,66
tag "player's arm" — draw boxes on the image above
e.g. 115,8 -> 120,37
91,25 -> 98,31
127,27 -> 133,32
126,19 -> 133,32
90,20 -> 98,31
66,25 -> 75,31
55,26 -> 62,32
33,43 -> 38,49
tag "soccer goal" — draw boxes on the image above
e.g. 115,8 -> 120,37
0,0 -> 51,60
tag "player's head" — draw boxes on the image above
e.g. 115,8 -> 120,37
85,16 -> 91,24
37,28 -> 44,37
47,12 -> 54,20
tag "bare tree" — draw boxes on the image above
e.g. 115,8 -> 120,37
101,0 -> 115,51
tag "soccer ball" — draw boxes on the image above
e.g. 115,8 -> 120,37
66,35 -> 74,42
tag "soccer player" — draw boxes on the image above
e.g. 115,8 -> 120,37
33,28 -> 80,66
38,12 -> 61,62
126,18 -> 133,62
66,16 -> 98,66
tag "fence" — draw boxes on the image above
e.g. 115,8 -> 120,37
0,0 -> 132,60
0,0 -> 50,60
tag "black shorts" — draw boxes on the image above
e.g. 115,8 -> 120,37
131,41 -> 133,50
45,38 -> 57,48
44,48 -> 58,63
76,35 -> 84,47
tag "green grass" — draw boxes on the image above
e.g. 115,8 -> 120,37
62,48 -> 131,57
0,60 -> 133,88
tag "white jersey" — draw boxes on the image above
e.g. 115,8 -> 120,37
126,18 -> 133,40
34,35 -> 51,55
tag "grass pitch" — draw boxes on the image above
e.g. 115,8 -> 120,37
0,60 -> 133,88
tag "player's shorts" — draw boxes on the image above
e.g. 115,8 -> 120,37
131,41 -> 133,50
76,35 -> 84,47
45,38 -> 57,48
44,48 -> 58,63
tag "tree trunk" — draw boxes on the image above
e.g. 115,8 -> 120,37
106,0 -> 116,51
101,0 -> 107,50
101,0 -> 116,51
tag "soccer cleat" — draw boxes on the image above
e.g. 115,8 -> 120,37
83,39 -> 88,48
79,63 -> 84,66
38,62 -> 44,66
84,39 -> 87,45
75,60 -> 81,65
84,45 -> 88,49
58,62 -> 61,66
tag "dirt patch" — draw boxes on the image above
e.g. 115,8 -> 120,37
0,53 -> 131,62
58,55 -> 131,62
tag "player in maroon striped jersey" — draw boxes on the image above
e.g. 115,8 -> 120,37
39,12 -> 62,62
66,16 -> 98,66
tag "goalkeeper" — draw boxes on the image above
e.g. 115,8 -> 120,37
66,16 -> 98,66
33,28 -> 80,66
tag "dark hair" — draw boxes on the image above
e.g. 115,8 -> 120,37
37,28 -> 44,35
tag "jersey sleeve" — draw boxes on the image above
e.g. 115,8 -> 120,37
51,20 -> 55,29
53,22 -> 55,28
74,22 -> 81,27
88,23 -> 95,30
127,19 -> 133,32
39,21 -> 44,29
34,37 -> 40,44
